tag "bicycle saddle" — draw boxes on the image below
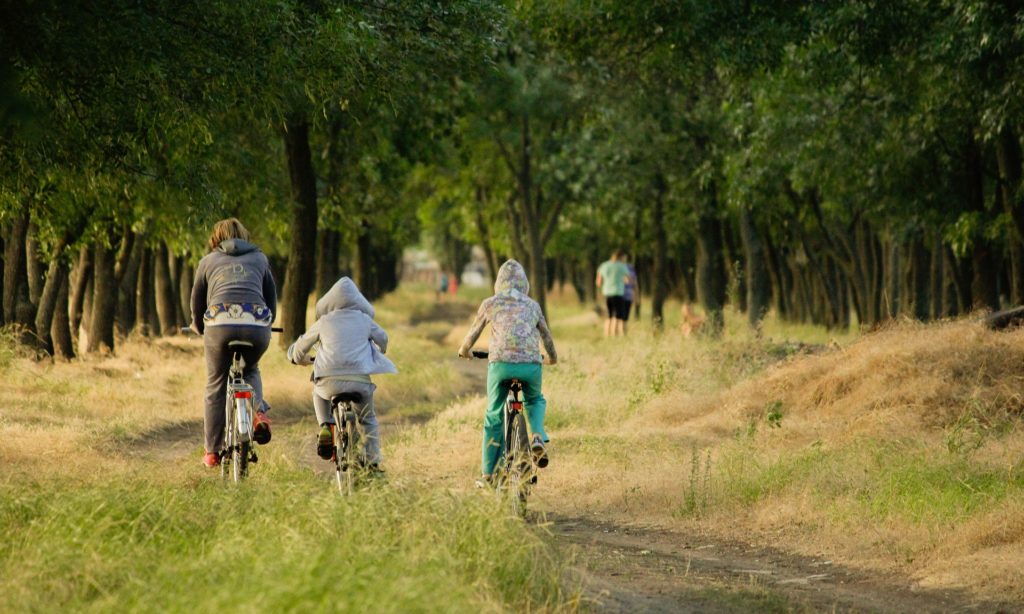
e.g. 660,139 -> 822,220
227,340 -> 254,348
331,392 -> 363,405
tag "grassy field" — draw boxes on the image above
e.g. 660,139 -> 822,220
2,284 -> 1023,610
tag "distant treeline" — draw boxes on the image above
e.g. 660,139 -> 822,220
4,1 -> 1024,357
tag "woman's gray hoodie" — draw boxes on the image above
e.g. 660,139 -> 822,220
287,277 -> 397,378
190,239 -> 277,334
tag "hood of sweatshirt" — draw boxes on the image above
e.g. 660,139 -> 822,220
315,277 -> 374,319
494,259 -> 529,295
216,239 -> 259,256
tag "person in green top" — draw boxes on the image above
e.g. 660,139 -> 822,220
596,249 -> 631,337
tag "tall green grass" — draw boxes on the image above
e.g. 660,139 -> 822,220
0,463 -> 575,613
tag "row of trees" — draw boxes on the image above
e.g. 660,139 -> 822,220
420,1 -> 1024,333
4,1 -> 1024,360
1,0 -> 501,356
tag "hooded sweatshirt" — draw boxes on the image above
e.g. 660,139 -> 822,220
459,260 -> 557,364
190,239 -> 277,334
287,277 -> 398,378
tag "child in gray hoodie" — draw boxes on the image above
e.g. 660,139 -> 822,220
287,277 -> 397,468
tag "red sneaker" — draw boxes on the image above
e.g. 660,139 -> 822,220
202,452 -> 221,468
253,411 -> 272,445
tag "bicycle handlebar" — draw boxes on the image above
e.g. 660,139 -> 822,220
464,349 -> 553,364
180,326 -> 284,336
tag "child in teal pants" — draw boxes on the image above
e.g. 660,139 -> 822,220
459,260 -> 558,481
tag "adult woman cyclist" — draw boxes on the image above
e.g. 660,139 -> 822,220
189,218 -> 277,468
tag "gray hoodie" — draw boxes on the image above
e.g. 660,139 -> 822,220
287,277 -> 398,378
190,239 -> 277,334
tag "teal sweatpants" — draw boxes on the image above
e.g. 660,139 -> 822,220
482,361 -> 547,475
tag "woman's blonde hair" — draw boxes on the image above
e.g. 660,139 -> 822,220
208,217 -> 250,252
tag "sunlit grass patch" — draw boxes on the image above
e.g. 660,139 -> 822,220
0,465 -> 576,613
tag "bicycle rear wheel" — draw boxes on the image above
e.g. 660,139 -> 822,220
506,412 -> 530,517
231,398 -> 251,482
332,406 -> 345,494
233,440 -> 250,482
342,412 -> 357,495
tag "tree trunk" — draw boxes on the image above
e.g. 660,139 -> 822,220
3,212 -> 30,327
695,202 -> 727,335
948,250 -> 973,314
153,242 -> 178,335
177,254 -> 193,326
929,234 -> 945,318
739,204 -> 769,330
886,238 -> 902,319
52,269 -> 74,360
911,234 -> 931,320
145,251 -> 161,335
26,222 -> 44,308
280,117 -> 319,346
651,175 -> 669,327
966,136 -> 999,311
315,227 -> 341,297
135,248 -> 154,337
116,237 -> 144,336
353,222 -> 376,301
996,126 -> 1024,240
518,113 -> 548,316
69,246 -> 93,345
473,186 -> 498,282
33,239 -> 70,354
86,243 -> 116,353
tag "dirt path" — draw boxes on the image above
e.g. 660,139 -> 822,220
545,515 -> 1016,613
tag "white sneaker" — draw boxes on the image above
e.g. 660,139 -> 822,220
531,435 -> 549,468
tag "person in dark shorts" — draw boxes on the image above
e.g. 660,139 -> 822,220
621,252 -> 639,333
596,249 -> 631,337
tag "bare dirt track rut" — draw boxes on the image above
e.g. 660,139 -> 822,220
548,515 -> 1017,613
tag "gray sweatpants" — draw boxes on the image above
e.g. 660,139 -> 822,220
203,324 -> 271,453
313,379 -> 380,465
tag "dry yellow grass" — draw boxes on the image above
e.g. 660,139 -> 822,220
401,304 -> 1024,602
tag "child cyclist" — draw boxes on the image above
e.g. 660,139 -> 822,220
287,277 -> 397,470
458,260 -> 558,486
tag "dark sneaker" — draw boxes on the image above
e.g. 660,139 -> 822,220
202,452 -> 221,468
253,411 -> 272,445
531,435 -> 549,468
317,424 -> 335,460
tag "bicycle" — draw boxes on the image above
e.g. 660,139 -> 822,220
183,326 -> 282,483
469,350 -> 537,517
